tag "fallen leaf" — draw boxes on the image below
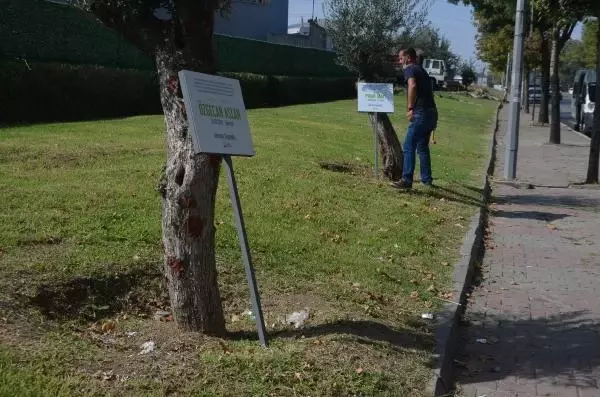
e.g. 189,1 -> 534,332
427,284 -> 437,293
441,262 -> 450,267
101,320 -> 116,334
455,223 -> 464,229
547,224 -> 557,230
295,372 -> 302,380
425,273 -> 435,280
409,290 -> 419,299
356,367 -> 364,374
218,340 -> 233,354
304,214 -> 312,220
410,279 -> 418,284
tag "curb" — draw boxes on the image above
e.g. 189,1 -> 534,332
560,121 -> 591,141
428,99 -> 502,397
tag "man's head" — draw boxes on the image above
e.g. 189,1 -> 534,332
399,47 -> 417,69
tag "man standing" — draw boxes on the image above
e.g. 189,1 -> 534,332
392,48 -> 438,190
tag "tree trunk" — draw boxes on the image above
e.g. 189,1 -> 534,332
539,36 -> 551,124
368,112 -> 404,181
549,25 -> 561,144
522,67 -> 530,114
586,24 -> 600,184
156,8 -> 226,335
91,2 -> 228,335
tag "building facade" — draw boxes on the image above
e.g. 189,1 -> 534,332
214,0 -> 289,41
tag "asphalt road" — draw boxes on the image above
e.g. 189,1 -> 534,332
528,94 -> 585,134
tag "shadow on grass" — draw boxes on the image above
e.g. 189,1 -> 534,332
395,184 -> 486,208
21,265 -> 166,321
230,319 -> 432,352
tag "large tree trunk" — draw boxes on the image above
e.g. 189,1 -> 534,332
91,2 -> 227,335
539,36 -> 551,124
549,25 -> 561,144
586,24 -> 600,184
156,7 -> 226,335
368,112 -> 404,181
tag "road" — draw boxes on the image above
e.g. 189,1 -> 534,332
527,94 -> 587,135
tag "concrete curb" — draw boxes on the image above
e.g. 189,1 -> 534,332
428,100 -> 502,397
560,121 -> 591,141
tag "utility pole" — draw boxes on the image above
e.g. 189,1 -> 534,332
504,0 -> 526,180
504,52 -> 512,91
312,0 -> 315,20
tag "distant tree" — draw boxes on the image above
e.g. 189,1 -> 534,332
324,0 -> 431,181
460,63 -> 477,87
395,24 -> 461,78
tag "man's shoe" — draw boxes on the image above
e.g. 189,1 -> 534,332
391,180 -> 412,189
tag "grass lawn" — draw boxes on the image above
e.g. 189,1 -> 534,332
0,93 -> 496,396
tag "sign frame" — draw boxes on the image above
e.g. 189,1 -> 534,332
356,82 -> 396,179
179,70 -> 267,347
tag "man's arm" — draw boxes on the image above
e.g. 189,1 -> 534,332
407,77 -> 417,111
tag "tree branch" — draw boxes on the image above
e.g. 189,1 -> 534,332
89,0 -> 166,53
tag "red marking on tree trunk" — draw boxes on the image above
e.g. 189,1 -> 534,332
179,193 -> 197,209
208,155 -> 222,169
167,76 -> 179,94
167,257 -> 184,277
186,216 -> 205,237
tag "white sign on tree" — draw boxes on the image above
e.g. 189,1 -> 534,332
357,83 -> 395,113
356,82 -> 395,178
178,71 -> 255,157
178,70 -> 267,347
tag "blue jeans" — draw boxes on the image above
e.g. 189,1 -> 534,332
402,108 -> 437,185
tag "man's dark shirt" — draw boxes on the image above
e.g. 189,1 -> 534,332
403,64 -> 437,111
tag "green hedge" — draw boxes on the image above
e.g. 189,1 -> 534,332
1,0 -> 352,77
0,62 -> 356,125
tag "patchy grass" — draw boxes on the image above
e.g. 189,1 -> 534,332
0,93 -> 496,396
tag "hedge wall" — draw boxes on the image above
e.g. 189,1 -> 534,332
1,0 -> 352,77
0,62 -> 357,125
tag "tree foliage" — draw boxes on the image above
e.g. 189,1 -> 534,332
395,24 -> 461,78
324,0 -> 431,80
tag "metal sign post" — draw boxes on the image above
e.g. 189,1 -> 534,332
178,70 -> 268,347
374,131 -> 379,179
357,83 -> 395,179
223,155 -> 268,346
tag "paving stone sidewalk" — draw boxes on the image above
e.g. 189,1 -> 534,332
456,109 -> 600,397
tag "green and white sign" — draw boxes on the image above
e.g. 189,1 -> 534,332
357,83 -> 395,113
179,71 -> 255,156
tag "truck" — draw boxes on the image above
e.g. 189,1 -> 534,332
423,58 -> 447,90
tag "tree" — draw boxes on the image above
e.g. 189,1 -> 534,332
395,24 -> 461,78
460,62 -> 477,87
560,39 -> 587,88
324,0 -> 431,181
72,0 -> 271,335
581,19 -> 599,68
532,0 -> 578,144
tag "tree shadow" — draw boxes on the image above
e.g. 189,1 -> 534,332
492,210 -> 571,222
229,319 -> 432,352
455,311 -> 600,391
496,193 -> 600,210
396,185 -> 486,209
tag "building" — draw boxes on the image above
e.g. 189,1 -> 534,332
214,0 -> 289,41
268,18 -> 333,51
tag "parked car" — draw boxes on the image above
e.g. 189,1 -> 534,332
571,69 -> 596,134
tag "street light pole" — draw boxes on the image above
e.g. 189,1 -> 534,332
504,0 -> 527,180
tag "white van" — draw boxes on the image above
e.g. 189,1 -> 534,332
571,69 -> 596,134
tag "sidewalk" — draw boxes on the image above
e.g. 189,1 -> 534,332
456,108 -> 600,397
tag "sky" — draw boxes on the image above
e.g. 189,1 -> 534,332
288,0 -> 583,70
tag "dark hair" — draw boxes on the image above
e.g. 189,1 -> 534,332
402,47 -> 417,60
